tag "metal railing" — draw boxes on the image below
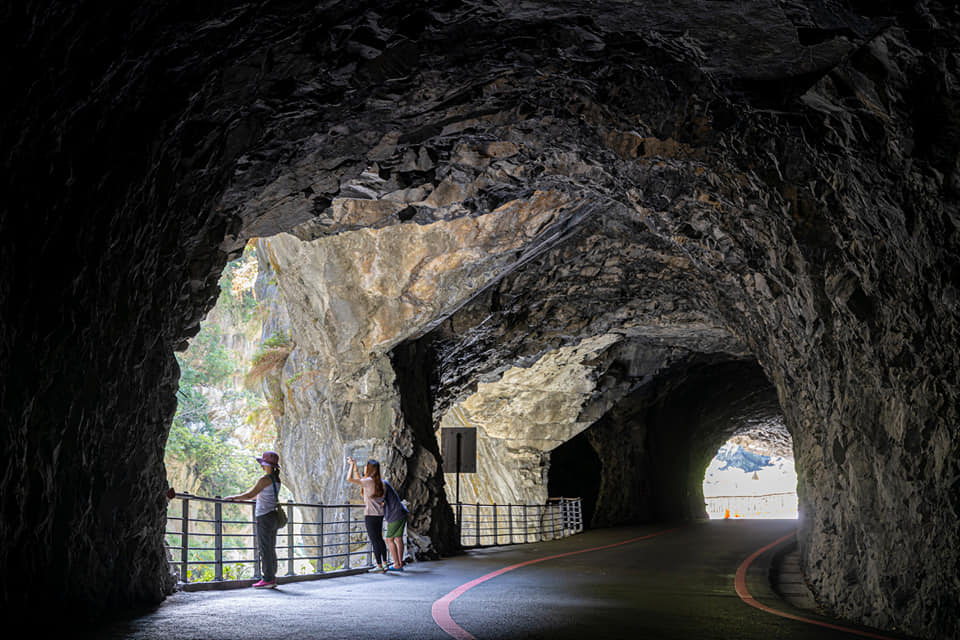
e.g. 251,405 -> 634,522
166,494 -> 583,587
703,491 -> 798,519
454,497 -> 584,548
166,494 -> 380,587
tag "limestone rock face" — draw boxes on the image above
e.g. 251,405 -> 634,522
257,193 -> 589,553
438,334 -> 623,506
2,2 -> 959,638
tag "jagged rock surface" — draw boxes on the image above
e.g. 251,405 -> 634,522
1,2 -> 958,638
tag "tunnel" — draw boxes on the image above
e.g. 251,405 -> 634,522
540,356 -> 783,527
546,358 -> 789,529
547,429 -> 602,527
2,2 -> 960,639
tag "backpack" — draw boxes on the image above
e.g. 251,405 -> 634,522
383,480 -> 408,518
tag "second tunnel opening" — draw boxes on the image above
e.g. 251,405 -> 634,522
547,429 -> 602,528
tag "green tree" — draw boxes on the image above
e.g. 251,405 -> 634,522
166,243 -> 277,498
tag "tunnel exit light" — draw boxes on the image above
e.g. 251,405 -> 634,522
702,442 -> 798,519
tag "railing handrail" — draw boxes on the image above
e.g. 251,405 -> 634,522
171,492 -> 363,510
703,491 -> 797,499
172,491 -> 582,509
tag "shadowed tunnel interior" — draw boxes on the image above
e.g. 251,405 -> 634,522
2,2 -> 959,639
545,358 -> 784,528
548,430 -> 602,527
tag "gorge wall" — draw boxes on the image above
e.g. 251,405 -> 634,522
1,2 -> 958,638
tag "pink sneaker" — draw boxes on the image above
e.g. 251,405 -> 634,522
252,579 -> 277,589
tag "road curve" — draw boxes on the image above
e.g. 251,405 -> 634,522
91,520 -> 916,640
431,520 -> 911,640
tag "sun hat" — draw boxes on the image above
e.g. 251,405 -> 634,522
256,451 -> 281,468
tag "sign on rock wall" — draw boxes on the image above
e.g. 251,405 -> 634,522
441,427 -> 477,473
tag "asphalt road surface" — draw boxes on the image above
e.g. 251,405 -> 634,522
87,520 -> 914,640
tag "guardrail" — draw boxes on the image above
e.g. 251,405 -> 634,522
455,497 -> 584,548
166,494 -> 583,587
704,491 -> 798,519
165,494 -> 377,588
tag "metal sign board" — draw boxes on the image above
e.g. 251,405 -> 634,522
441,427 -> 477,473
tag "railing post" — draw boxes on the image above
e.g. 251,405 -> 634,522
345,506 -> 352,570
493,503 -> 498,545
547,502 -> 554,539
180,496 -> 190,582
476,502 -> 481,547
214,496 -> 223,581
523,504 -> 529,543
508,504 -> 514,544
253,502 -> 261,579
316,505 -> 324,574
286,499 -> 295,576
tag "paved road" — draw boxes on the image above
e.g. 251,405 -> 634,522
87,520 -> 912,640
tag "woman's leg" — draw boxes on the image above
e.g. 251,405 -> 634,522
385,518 -> 406,568
386,537 -> 403,568
364,515 -> 387,566
257,512 -> 279,582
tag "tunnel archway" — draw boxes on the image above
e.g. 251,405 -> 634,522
702,420 -> 797,520
3,3 -> 959,638
547,429 -> 602,528
582,357 -> 784,527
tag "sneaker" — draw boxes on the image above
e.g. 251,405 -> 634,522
368,565 -> 386,573
253,579 -> 277,589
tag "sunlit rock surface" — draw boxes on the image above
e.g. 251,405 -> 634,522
438,334 -> 621,506
2,2 -> 959,637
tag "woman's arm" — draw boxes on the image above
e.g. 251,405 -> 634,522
346,456 -> 362,485
223,476 -> 272,501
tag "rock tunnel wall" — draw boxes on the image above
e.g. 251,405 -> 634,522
2,2 -> 958,637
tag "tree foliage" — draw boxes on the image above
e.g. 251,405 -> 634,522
166,244 -> 278,497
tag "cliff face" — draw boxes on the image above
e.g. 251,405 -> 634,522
2,1 -> 959,637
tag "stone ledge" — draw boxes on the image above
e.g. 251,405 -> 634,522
179,567 -> 369,592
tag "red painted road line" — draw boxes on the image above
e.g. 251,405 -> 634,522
431,528 -> 680,640
735,532 -> 899,639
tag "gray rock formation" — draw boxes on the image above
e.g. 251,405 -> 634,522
2,2 -> 958,638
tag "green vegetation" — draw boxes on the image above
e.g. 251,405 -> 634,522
164,243 -> 296,582
245,331 -> 294,391
165,243 -> 279,499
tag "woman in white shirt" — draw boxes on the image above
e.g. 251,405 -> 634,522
224,450 -> 283,588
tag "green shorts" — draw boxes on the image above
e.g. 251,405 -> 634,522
385,517 -> 406,538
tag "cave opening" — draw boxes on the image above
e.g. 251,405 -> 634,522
579,357 -> 789,527
165,242 -> 282,504
547,429 -> 602,528
702,423 -> 798,520
641,358 -> 788,523
2,3 -> 958,637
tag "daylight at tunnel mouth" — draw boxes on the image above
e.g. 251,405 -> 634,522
3,2 -> 959,639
